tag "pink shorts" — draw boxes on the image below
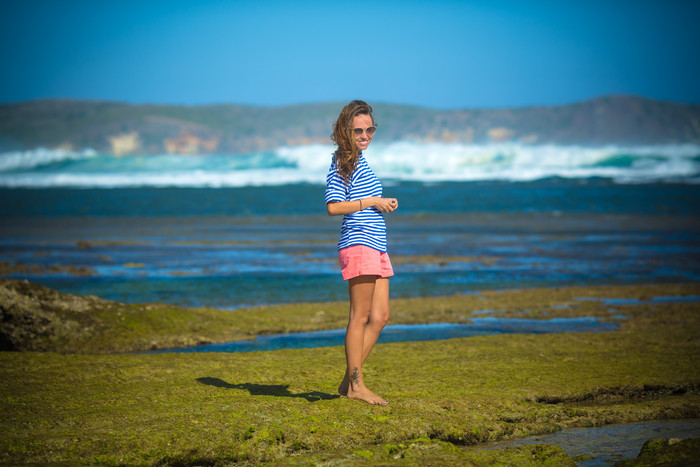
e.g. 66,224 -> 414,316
338,245 -> 394,281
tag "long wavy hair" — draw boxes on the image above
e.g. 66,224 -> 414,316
331,100 -> 375,184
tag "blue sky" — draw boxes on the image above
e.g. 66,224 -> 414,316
1,0 -> 699,109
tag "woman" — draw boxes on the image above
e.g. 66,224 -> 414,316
324,100 -> 398,406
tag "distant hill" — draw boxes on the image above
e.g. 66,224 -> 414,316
0,95 -> 698,155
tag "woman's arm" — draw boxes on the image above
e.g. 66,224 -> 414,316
326,197 -> 398,216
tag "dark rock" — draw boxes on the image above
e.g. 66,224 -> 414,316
0,279 -> 106,351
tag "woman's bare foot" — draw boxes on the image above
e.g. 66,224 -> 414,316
344,367 -> 387,405
347,386 -> 388,406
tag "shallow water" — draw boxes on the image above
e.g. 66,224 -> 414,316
149,317 -> 618,353
2,181 -> 699,308
476,419 -> 700,466
3,210 -> 699,309
600,295 -> 700,305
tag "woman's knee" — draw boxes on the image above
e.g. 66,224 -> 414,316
348,308 -> 371,326
371,307 -> 390,327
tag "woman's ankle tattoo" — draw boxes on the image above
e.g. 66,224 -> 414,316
351,367 -> 360,385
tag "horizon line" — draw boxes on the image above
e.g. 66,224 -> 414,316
2,93 -> 699,112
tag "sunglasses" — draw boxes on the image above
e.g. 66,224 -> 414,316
353,126 -> 376,136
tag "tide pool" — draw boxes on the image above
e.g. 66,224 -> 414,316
150,317 -> 619,353
477,419 -> 700,466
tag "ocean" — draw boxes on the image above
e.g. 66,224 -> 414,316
1,142 -> 699,309
2,142 -> 700,187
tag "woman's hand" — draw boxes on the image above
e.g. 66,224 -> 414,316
373,197 -> 398,213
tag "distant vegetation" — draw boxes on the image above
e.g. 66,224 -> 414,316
0,95 -> 698,155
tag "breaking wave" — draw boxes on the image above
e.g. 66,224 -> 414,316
0,147 -> 98,171
0,142 -> 698,188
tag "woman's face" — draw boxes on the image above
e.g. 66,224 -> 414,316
352,114 -> 375,152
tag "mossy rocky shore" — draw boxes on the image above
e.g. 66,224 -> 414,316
0,279 -> 699,465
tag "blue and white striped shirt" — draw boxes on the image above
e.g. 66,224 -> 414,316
324,155 -> 387,252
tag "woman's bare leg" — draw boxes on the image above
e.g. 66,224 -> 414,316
339,276 -> 390,404
339,277 -> 390,394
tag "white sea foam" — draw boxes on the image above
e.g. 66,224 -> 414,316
0,143 -> 698,188
0,147 -> 97,171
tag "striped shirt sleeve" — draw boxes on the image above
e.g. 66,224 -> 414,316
324,160 -> 347,204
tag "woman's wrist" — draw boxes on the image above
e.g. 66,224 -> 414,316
359,197 -> 375,210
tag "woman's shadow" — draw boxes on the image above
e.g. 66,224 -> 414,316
196,377 -> 340,402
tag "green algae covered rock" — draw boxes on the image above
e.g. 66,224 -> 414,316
615,437 -> 700,466
268,438 -> 576,466
0,280 -> 698,465
0,278 -> 105,351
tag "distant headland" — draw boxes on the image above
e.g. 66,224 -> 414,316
1,95 -> 698,155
